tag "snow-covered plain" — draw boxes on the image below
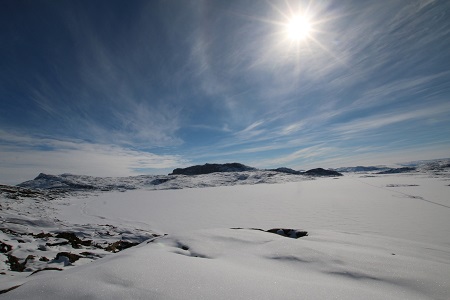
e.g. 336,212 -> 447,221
1,167 -> 450,299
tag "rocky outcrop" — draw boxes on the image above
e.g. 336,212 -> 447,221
231,228 -> 308,239
304,168 -> 343,177
334,166 -> 386,172
18,173 -> 96,191
266,228 -> 308,239
170,163 -> 256,175
0,185 -> 49,200
269,167 -> 302,175
377,167 -> 416,174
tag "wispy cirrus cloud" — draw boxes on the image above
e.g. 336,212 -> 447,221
255,144 -> 335,168
0,130 -> 189,185
333,103 -> 450,137
13,2 -> 190,149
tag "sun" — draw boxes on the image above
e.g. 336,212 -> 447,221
286,15 -> 312,41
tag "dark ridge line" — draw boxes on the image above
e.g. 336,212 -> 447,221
354,178 -> 450,209
0,285 -> 21,295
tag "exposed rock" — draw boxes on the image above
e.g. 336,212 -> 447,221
46,241 -> 69,247
0,241 -> 12,253
34,232 -> 53,239
6,254 -> 34,272
79,252 -> 104,259
55,252 -> 82,263
377,167 -> 416,174
0,285 -> 21,295
55,232 -> 92,248
0,185 -> 46,199
150,178 -> 173,185
269,168 -> 302,175
231,228 -> 308,239
170,163 -> 256,175
105,241 -> 139,253
6,255 -> 23,272
0,228 -> 25,237
304,168 -> 343,177
334,166 -> 386,172
266,228 -> 308,239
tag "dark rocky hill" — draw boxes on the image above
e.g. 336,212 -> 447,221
170,163 -> 256,175
304,168 -> 343,177
268,167 -> 302,175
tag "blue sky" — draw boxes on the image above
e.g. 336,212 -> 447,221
1,0 -> 450,184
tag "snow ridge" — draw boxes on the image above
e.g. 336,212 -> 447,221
17,170 -> 311,192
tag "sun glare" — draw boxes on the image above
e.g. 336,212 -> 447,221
286,15 -> 311,41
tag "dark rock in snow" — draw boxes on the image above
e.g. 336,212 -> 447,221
46,241 -> 69,247
150,178 -> 173,185
231,228 -> 308,239
334,166 -> 386,172
6,254 -> 33,272
34,232 -> 53,239
105,241 -> 139,253
55,252 -> 82,264
0,241 -> 12,253
267,228 -> 308,239
55,232 -> 92,248
170,163 -> 256,175
0,184 -> 46,199
377,167 -> 416,174
269,168 -> 302,175
0,285 -> 21,295
304,168 -> 343,177
6,255 -> 24,272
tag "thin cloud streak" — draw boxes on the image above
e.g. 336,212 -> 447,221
0,131 -> 188,185
333,103 -> 450,136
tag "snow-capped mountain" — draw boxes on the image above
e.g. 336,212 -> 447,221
16,163 -> 346,193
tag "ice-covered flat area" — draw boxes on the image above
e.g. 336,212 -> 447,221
1,172 -> 450,299
63,175 -> 450,241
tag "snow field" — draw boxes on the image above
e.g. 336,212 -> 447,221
1,173 -> 449,299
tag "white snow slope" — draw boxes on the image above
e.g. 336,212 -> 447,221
1,169 -> 450,299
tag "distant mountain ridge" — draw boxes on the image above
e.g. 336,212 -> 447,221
334,166 -> 388,172
16,159 -> 449,192
376,167 -> 416,174
171,163 -> 342,177
170,163 -> 255,175
334,159 -> 450,174
16,170 -> 306,192
16,163 -> 343,192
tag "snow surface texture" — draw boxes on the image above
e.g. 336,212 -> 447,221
1,160 -> 450,299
